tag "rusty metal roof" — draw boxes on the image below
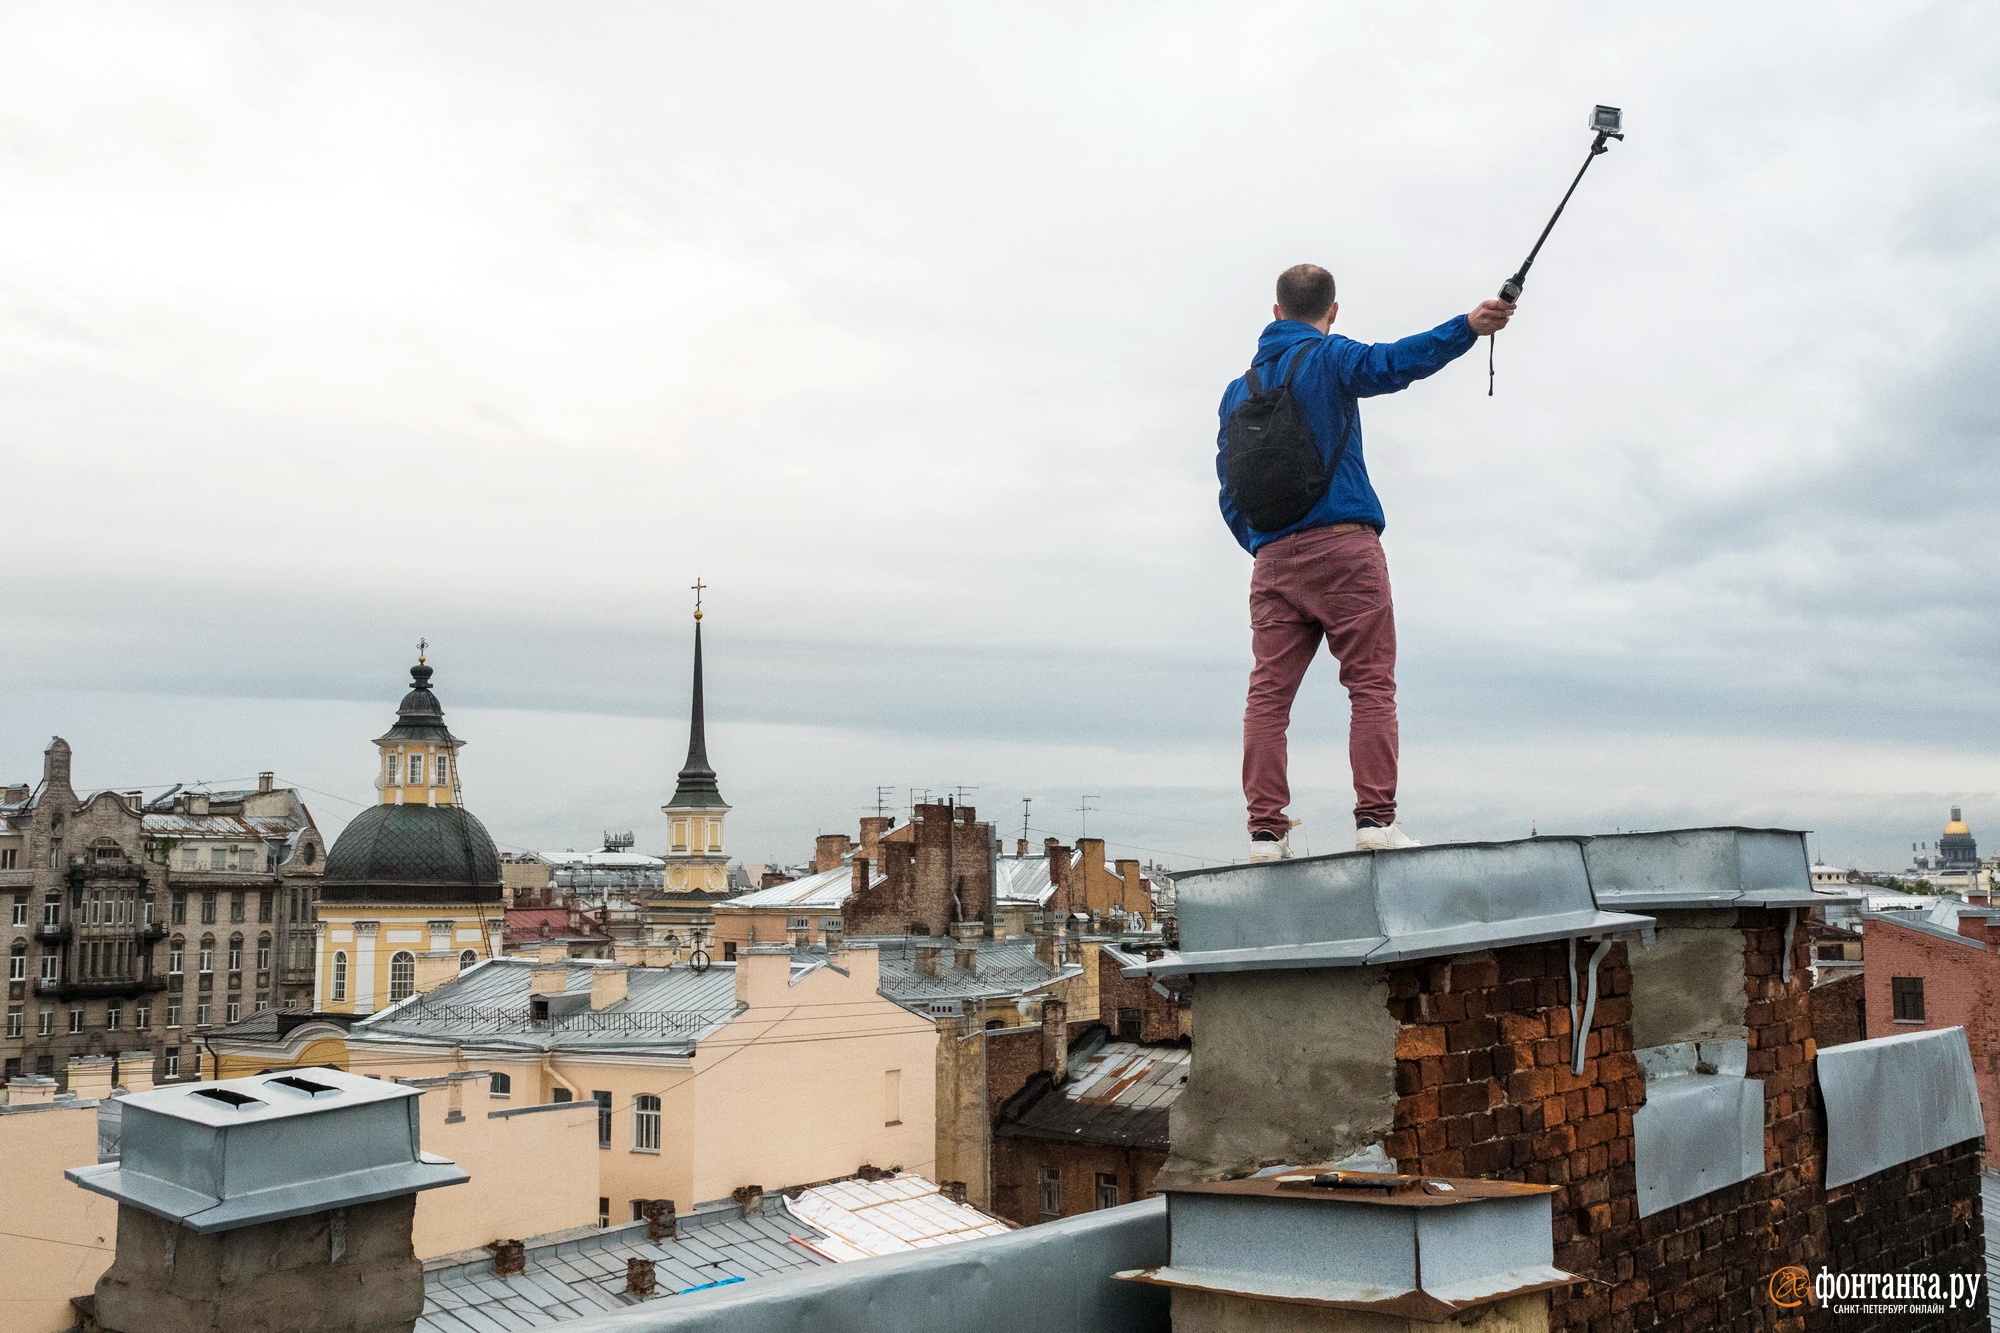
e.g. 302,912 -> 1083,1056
997,1037 -> 1188,1151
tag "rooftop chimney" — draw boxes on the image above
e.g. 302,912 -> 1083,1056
859,816 -> 891,862
71,1068 -> 467,1333
489,1238 -> 526,1276
1017,838 -> 1028,858
638,1198 -> 677,1241
67,1056 -> 116,1102
258,772 -> 275,793
124,791 -> 144,812
530,964 -> 568,996
851,855 -> 871,896
8,1075 -> 56,1106
186,792 -> 209,816
732,1184 -> 766,1218
915,944 -> 942,979
536,942 -> 566,965
940,1181 -> 968,1205
590,964 -> 629,1009
116,1050 -> 156,1094
814,834 -> 854,874
955,944 -> 978,976
625,1257 -> 658,1297
1040,998 -> 1070,1081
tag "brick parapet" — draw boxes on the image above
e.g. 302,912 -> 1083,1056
1818,1139 -> 1985,1333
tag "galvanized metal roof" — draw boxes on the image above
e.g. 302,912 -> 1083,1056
871,937 -> 1081,1006
1632,1041 -> 1763,1218
998,1037 -> 1188,1151
420,1205 -> 833,1332
141,811 -> 305,838
355,959 -> 740,1054
726,866 -> 878,910
785,1175 -> 1012,1261
1156,837 -> 1650,977
994,857 -> 1057,906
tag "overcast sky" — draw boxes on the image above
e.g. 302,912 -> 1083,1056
3,2 -> 1996,870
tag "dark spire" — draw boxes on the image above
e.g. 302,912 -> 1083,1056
376,656 -> 459,744
667,610 -> 726,810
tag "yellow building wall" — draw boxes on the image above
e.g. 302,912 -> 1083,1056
315,902 -> 503,1016
410,1076 -> 600,1257
0,1101 -> 117,1333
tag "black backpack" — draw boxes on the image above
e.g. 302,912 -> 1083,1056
1223,342 -> 1344,533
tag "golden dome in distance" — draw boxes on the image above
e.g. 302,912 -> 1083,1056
1944,805 -> 1972,836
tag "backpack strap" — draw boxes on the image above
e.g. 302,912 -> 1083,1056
1244,338 -> 1323,394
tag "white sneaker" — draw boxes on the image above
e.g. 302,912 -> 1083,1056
1249,834 -> 1290,862
1355,823 -> 1422,851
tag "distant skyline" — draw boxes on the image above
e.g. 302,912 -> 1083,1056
3,3 -> 1997,870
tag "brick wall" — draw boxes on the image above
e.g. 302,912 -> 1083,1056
845,804 -> 995,937
1809,974 -> 1865,1048
989,1135 -> 1165,1227
1379,909 -> 1860,1333
1822,1139 -> 1985,1333
1096,950 -> 1189,1044
1861,914 -> 2000,1150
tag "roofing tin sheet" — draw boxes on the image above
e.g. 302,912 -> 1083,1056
1581,827 -> 1863,910
67,1067 -> 466,1232
1633,1041 -> 1764,1218
1119,1175 -> 1574,1320
1156,837 -> 1650,977
1820,1027 -> 1985,1189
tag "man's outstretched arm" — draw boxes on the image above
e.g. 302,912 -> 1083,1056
1335,299 -> 1516,398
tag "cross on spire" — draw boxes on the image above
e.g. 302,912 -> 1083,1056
691,578 -> 706,621
417,637 -> 427,664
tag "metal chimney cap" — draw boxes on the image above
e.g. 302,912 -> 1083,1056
1580,827 -> 1864,910
66,1066 -> 466,1233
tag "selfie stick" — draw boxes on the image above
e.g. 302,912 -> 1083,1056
1489,105 -> 1624,395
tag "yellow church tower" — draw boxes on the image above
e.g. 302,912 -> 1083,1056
647,586 -> 736,948
313,650 -> 506,1015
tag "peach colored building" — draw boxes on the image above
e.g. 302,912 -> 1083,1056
0,1080 -> 119,1333
210,944 -> 936,1226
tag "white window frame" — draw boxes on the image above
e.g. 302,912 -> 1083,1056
435,754 -> 450,786
633,1093 -> 662,1152
332,951 -> 349,1002
408,754 -> 425,786
389,951 -> 416,1002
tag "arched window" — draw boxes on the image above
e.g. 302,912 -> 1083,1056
633,1094 -> 661,1151
256,934 -> 271,970
331,951 -> 348,1001
489,1071 -> 511,1097
459,949 -> 477,971
168,936 -> 184,975
198,935 -> 215,973
389,951 -> 416,1002
226,934 -> 243,971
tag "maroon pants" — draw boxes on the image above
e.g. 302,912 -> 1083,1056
1243,524 -> 1398,836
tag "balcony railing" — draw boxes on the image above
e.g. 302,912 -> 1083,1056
36,976 -> 169,1000
35,922 -> 73,943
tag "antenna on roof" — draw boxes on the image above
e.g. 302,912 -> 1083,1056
1021,797 -> 1032,844
1079,795 -> 1099,839
874,786 -> 894,819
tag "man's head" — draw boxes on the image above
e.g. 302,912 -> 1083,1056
1273,263 -> 1338,332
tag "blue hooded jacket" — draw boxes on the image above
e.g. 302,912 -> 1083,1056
1216,315 -> 1478,553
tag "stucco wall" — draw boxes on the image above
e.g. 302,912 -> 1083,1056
412,1078 -> 599,1257
1163,966 -> 1396,1184
0,1099 -> 117,1333
1625,910 -> 1749,1049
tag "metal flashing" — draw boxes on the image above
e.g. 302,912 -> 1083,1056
1119,1175 -> 1575,1319
1820,1027 -> 1984,1189
1633,1041 -> 1764,1217
1152,838 -> 1650,977
66,1066 -> 466,1232
1581,827 -> 1863,910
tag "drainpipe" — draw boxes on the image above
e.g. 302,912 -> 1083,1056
539,1053 -> 579,1101
1572,938 -> 1612,1077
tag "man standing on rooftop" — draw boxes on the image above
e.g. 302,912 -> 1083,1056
1219,264 -> 1514,861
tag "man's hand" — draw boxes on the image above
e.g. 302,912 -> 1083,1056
1468,299 -> 1515,336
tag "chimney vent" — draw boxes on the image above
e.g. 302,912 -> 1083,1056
489,1239 -> 526,1276
731,1184 -> 765,1217
257,772 -> 274,793
940,1181 -> 968,1205
590,964 -> 628,1010
914,945 -> 941,979
1017,838 -> 1028,858
625,1256 -> 658,1297
955,945 -> 978,976
638,1198 -> 677,1241
851,855 -> 870,895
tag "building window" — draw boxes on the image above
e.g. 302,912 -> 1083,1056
227,935 -> 243,971
0,851 -> 14,871
256,935 -> 271,970
408,754 -> 425,786
106,1003 -> 122,1031
210,849 -> 226,872
195,1000 -> 210,1027
459,949 -> 477,971
135,1003 -> 150,1029
254,992 -> 267,1012
1117,1008 -> 1143,1041
180,848 -> 198,870
200,892 -> 215,924
226,997 -> 241,1024
489,1072 -> 511,1097
1095,1173 -> 1120,1210
1892,976 -> 1926,1022
258,891 -> 273,923
169,938 -> 184,974
42,897 -> 59,926
435,755 -> 450,786
164,1049 -> 180,1079
166,999 -> 181,1028
884,1068 -> 902,1126
198,937 -> 214,973
40,954 -> 58,985
5,1008 -> 20,1039
9,896 -> 23,925
7,946 -> 23,983
37,1006 -> 53,1036
68,1006 -> 84,1034
230,893 -> 245,922
1039,1168 -> 1062,1218
551,1088 -> 573,1103
634,1094 -> 661,1151
389,951 -> 416,1002
332,952 -> 348,1001
171,893 -> 186,925
788,916 -> 810,930
595,1090 -> 613,1148
598,1197 -> 610,1229
722,941 -> 738,962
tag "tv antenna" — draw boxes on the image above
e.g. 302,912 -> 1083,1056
1079,795 -> 1099,838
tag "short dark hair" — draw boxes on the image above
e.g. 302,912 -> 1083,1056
1275,264 -> 1336,322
